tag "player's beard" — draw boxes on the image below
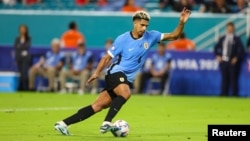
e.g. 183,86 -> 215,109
138,31 -> 144,38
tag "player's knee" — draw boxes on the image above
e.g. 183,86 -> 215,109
120,92 -> 131,100
91,103 -> 107,112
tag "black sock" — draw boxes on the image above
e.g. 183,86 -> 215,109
104,96 -> 127,122
63,105 -> 95,126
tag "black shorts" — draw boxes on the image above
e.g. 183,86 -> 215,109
102,72 -> 132,100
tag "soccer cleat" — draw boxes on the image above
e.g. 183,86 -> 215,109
54,122 -> 70,136
100,121 -> 119,134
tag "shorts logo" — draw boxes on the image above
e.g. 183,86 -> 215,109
144,42 -> 149,49
120,77 -> 125,82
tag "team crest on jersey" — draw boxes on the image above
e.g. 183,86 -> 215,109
144,42 -> 149,49
120,77 -> 125,82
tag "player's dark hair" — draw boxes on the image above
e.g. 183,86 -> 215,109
132,11 -> 150,21
69,21 -> 77,30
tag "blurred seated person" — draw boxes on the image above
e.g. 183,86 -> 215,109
121,0 -> 144,13
61,21 -> 85,48
166,32 -> 195,51
2,0 -> 16,5
91,38 -> 114,94
28,38 -> 64,92
75,0 -> 90,6
97,0 -> 108,7
201,0 -> 232,13
173,0 -> 193,12
138,42 -> 172,94
59,42 -> 94,95
158,0 -> 174,10
231,0 -> 248,13
247,35 -> 250,52
22,0 -> 42,5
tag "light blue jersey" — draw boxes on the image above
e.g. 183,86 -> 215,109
151,52 -> 172,72
107,30 -> 163,82
44,51 -> 64,67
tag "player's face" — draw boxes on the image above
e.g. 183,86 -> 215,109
134,19 -> 149,37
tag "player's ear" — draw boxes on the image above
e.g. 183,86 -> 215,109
133,20 -> 137,25
133,19 -> 139,25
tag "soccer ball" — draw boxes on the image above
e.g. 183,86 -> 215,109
112,120 -> 129,137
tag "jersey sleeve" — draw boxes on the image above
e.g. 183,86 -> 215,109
150,30 -> 164,44
107,36 -> 123,58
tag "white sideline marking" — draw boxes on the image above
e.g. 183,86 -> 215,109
0,107 -> 78,112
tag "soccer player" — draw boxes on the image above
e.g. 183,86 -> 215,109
54,8 -> 191,135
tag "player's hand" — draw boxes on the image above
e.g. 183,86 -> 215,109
86,73 -> 99,86
179,7 -> 191,24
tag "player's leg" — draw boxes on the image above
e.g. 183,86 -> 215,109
104,84 -> 131,121
99,72 -> 132,133
100,84 -> 131,133
54,90 -> 112,135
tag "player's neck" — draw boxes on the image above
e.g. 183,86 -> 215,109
131,31 -> 142,39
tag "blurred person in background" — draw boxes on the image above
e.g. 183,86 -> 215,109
97,0 -> 108,6
59,42 -> 94,95
61,21 -> 85,48
247,35 -> 250,52
138,42 -> 172,94
121,0 -> 144,13
14,24 -> 31,91
2,0 -> 16,5
166,32 -> 195,51
22,0 -> 42,5
91,38 -> 114,94
214,22 -> 245,97
202,0 -> 232,13
173,0 -> 193,12
75,0 -> 90,6
158,0 -> 174,11
28,38 -> 64,92
231,0 -> 248,13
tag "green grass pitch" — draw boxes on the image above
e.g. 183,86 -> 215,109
0,92 -> 249,141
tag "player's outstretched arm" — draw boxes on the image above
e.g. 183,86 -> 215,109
86,53 -> 112,85
162,7 -> 191,41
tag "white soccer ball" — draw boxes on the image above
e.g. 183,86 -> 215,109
112,120 -> 129,137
